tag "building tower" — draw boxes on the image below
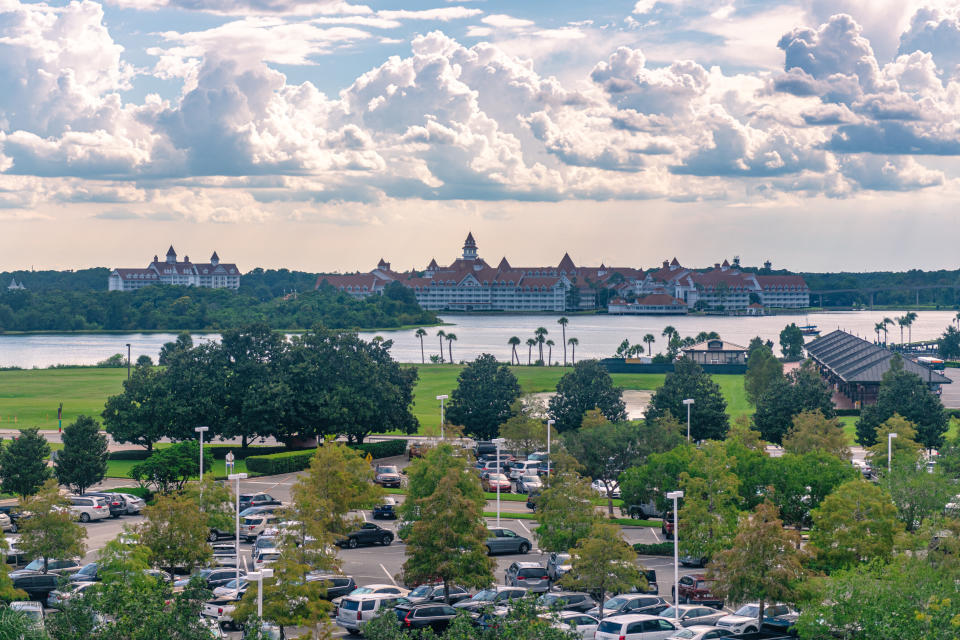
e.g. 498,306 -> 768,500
166,246 -> 177,264
210,251 -> 220,267
462,232 -> 478,260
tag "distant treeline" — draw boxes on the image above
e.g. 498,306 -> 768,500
800,270 -> 960,307
0,281 -> 437,332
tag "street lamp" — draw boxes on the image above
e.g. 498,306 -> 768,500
666,489 -> 684,623
195,426 -> 209,480
436,394 -> 448,440
682,399 -> 694,442
888,432 -> 898,473
546,419 -> 555,479
247,567 -> 274,618
126,343 -> 131,380
229,472 -> 248,596
225,451 -> 235,476
493,437 -> 505,527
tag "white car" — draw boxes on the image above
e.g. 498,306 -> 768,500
592,480 -> 621,499
47,581 -> 97,609
116,493 -> 146,514
10,601 -> 44,630
715,603 -> 797,635
666,625 -> 736,640
332,583 -> 409,614
67,495 -> 111,522
212,578 -> 248,599
335,593 -> 403,634
546,611 -> 599,639
595,614 -> 680,639
517,475 -> 543,494
0,512 -> 11,532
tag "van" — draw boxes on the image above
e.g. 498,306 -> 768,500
335,594 -> 400,634
67,496 -> 111,523
475,441 -> 497,457
594,614 -> 680,639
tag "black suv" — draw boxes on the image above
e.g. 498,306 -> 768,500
537,591 -> 597,613
336,523 -> 394,548
307,573 -> 356,600
238,493 -> 282,511
395,603 -> 459,633
11,572 -> 61,600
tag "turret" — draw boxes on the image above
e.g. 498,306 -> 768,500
462,232 -> 478,260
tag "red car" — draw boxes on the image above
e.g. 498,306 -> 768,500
673,574 -> 723,608
661,511 -> 675,538
481,473 -> 512,493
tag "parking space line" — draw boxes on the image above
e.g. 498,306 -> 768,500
380,564 -> 397,586
651,528 -> 661,543
516,520 -> 530,534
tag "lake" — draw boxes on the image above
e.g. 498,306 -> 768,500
0,310 -> 955,368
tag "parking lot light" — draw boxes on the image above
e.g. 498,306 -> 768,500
682,399 -> 694,442
436,394 -> 448,440
493,437 -> 506,527
888,432 -> 898,472
666,489 -> 684,624
229,472 -> 248,597
194,426 -> 209,480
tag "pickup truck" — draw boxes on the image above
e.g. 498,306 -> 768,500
202,599 -> 238,630
673,573 -> 723,608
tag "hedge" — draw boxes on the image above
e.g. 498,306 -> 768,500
108,444 -> 298,462
633,542 -> 674,556
245,439 -> 408,475
834,409 -> 861,417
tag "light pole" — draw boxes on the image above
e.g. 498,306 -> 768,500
493,437 -> 505,527
248,567 -> 274,618
436,394 -> 448,440
546,419 -> 555,479
682,399 -> 694,442
126,343 -> 131,380
229,472 -> 248,596
888,432 -> 898,473
666,489 -> 684,623
225,451 -> 235,476
195,426 -> 209,480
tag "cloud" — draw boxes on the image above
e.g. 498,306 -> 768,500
898,7 -> 960,77
104,0 -> 372,17
377,7 -> 483,21
481,14 -> 536,30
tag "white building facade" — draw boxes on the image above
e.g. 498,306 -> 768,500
108,247 -> 240,291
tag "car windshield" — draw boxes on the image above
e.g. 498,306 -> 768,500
539,594 -> 561,605
76,562 -> 97,577
734,604 -> 760,617
604,596 -> 629,609
16,607 -> 42,621
409,585 -> 432,598
470,589 -> 496,601
522,476 -> 540,482
24,558 -> 57,571
555,554 -> 571,563
223,579 -> 246,590
378,466 -> 398,474
350,587 -> 375,596
660,606 -> 678,618
671,630 -> 697,639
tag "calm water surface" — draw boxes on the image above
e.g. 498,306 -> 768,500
0,311 -> 955,368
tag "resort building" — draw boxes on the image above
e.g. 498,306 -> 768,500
7,278 -> 25,291
108,246 -> 240,291
608,294 -> 688,315
681,339 -> 749,365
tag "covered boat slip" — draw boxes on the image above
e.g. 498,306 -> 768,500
804,330 -> 951,407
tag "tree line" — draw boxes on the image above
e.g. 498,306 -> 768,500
103,324 -> 419,448
0,280 -> 437,332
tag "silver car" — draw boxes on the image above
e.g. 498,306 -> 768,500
658,606 -> 725,628
117,493 -> 146,515
505,561 -> 551,593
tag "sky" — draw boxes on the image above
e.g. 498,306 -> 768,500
2,0 -> 960,273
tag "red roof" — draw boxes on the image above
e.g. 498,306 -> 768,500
756,274 -> 808,288
558,253 -> 576,273
636,293 -> 686,306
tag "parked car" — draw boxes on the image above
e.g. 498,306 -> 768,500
517,475 -> 543,494
212,543 -> 240,567
67,495 -> 111,522
394,603 -> 459,633
242,621 -> 284,639
481,472 -> 512,493
251,535 -> 278,560
673,575 -> 722,609
661,512 -> 675,538
715,603 -> 798,635
252,549 -> 281,571
374,465 -> 403,488
454,586 -> 527,612
10,600 -> 44,630
402,583 -> 470,605
505,562 -> 550,593
509,460 -> 542,480
592,480 -> 621,499
373,498 -> 398,519
332,583 -> 409,614
212,578 -> 248,600
409,442 -> 428,459
336,522 -> 394,548
474,441 -> 498,458
664,625 -> 735,640
595,614 -> 680,640
0,512 -> 11,532
0,506 -> 28,532
546,552 -> 572,581
485,528 -> 531,555
640,570 -> 659,595
587,595 -> 670,619
240,514 -> 282,542
47,581 -> 97,609
658,606 -> 726,628
115,492 -> 146,515
14,558 -> 82,576
68,562 -> 100,583
336,593 -> 403,634
526,491 -> 540,510
10,571 -> 60,600
238,493 -> 282,511
305,573 -> 357,600
547,611 -> 600,639
537,591 -> 597,613
175,568 -> 246,590
83,492 -> 127,518
625,501 -> 663,519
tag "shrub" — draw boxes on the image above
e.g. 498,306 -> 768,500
245,440 -> 408,475
632,542 -> 674,556
348,439 -> 407,459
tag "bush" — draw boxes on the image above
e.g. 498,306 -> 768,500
632,542 -> 674,556
245,440 -> 408,475
348,440 -> 407,459
835,409 -> 861,417
101,486 -> 151,500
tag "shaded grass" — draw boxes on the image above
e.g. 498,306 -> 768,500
104,457 -> 251,479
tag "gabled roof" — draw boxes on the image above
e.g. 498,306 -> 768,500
682,339 -> 748,353
805,330 -> 951,385
377,258 -> 389,268
636,293 -> 686,306
558,253 -> 576,273
464,232 -> 476,247
427,258 -> 439,270
721,259 -> 730,267
497,257 -> 511,270
670,257 -> 680,266
166,245 -> 176,256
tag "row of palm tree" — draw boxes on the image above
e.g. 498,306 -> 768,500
414,328 -> 457,364
507,334 -> 578,366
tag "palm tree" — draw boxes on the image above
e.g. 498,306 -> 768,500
874,322 -> 884,344
882,317 -> 894,346
897,316 -> 907,345
508,336 -> 521,365
437,329 -> 446,363
662,325 -> 677,341
955,311 -> 960,331
535,327 -> 548,364
643,333 -> 655,357
557,317 -> 569,365
415,328 -> 427,364
526,338 -> 536,365
905,311 -> 918,344
567,337 -> 578,364
446,333 -> 457,363
546,339 -> 555,365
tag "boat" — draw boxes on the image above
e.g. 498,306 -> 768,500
799,324 -> 820,336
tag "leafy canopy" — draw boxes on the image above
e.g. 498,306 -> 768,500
548,360 -> 626,432
645,357 -> 729,441
446,354 -> 521,441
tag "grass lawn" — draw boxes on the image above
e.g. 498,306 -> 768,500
0,368 -> 127,430
104,457 -> 250,479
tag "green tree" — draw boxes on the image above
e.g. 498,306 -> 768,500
548,360 -> 626,432
856,354 -> 948,449
130,441 -> 212,494
880,456 -> 955,532
779,323 -> 804,360
781,409 -> 850,459
138,492 -> 212,576
567,337 -> 578,364
446,332 -> 457,363
534,472 -> 600,553
415,327 -> 427,364
0,534 -> 26,604
725,415 -> 766,452
54,415 -> 108,496
864,414 -> 923,469
743,346 -> 783,405
809,478 -> 902,572
135,354 -> 153,367
708,501 -> 806,631
102,363 -> 173,451
499,398 -> 553,458
402,465 -> 494,603
938,325 -> 960,359
17,478 -> 86,573
766,451 -> 859,529
446,354 -> 521,442
560,523 -> 643,612
645,357 -> 729,441
0,427 -> 51,499
619,443 -> 696,515
508,336 -> 521,365
678,442 -> 741,562
753,362 -> 834,445
158,331 -> 193,365
182,472 -> 235,542
0,609 -> 47,639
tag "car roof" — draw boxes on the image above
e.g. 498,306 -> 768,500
511,561 -> 542,568
558,610 -> 594,618
11,601 -> 42,609
346,593 -> 400,601
604,614 -> 664,622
